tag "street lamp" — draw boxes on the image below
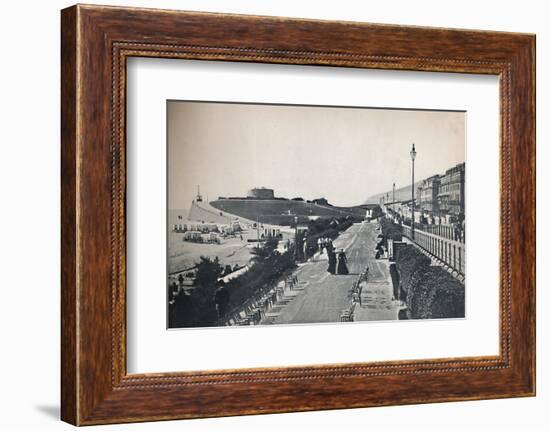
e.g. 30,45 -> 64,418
410,143 -> 417,240
256,215 -> 260,248
294,215 -> 299,260
392,182 -> 395,216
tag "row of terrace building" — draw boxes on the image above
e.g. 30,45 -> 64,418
381,162 -> 465,226
419,162 -> 465,218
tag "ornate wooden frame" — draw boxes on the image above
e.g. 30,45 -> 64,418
61,4 -> 535,425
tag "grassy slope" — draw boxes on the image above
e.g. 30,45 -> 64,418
210,199 -> 363,225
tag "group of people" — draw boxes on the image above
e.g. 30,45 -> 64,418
327,245 -> 349,275
316,237 -> 333,254
313,236 -> 349,275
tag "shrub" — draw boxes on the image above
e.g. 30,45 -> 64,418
405,266 -> 432,319
250,237 -> 279,262
169,256 -> 222,328
395,245 -> 464,319
395,245 -> 431,295
304,216 -> 356,251
380,217 -> 402,242
424,267 -> 465,318
389,263 -> 400,299
225,249 -> 296,312
407,267 -> 465,319
169,283 -> 219,328
194,256 -> 223,287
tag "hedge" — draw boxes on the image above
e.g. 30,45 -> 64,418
225,249 -> 296,312
395,245 -> 465,319
380,217 -> 403,244
389,263 -> 400,300
395,245 -> 431,293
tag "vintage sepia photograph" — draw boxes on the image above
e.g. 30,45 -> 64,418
167,101 -> 466,329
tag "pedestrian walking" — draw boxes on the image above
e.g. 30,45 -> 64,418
327,239 -> 334,254
327,248 -> 337,274
337,249 -> 349,275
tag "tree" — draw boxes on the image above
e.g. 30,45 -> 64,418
250,238 -> 279,263
171,256 -> 224,328
169,291 -> 194,328
194,256 -> 223,288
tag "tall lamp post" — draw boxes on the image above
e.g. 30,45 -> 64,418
410,143 -> 417,239
294,215 -> 299,260
256,215 -> 260,248
392,182 -> 395,216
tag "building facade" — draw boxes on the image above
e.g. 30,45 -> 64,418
437,162 -> 465,218
419,175 -> 440,214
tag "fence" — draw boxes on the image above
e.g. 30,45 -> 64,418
340,266 -> 371,322
402,220 -> 465,243
401,224 -> 465,277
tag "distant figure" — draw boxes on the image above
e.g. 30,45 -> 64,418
337,249 -> 349,275
327,249 -> 337,274
214,281 -> 230,319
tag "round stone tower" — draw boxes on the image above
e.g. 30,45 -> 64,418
246,187 -> 275,199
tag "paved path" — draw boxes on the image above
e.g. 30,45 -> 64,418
354,263 -> 399,321
263,222 -> 398,324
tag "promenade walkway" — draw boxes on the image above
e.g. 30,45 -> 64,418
262,222 -> 398,324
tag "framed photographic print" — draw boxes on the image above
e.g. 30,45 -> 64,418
61,4 -> 535,425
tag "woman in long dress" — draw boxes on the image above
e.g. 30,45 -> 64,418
337,249 -> 349,275
327,249 -> 337,274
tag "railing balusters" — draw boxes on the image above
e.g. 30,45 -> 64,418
395,218 -> 464,277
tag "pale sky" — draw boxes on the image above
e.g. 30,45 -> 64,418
168,101 -> 465,209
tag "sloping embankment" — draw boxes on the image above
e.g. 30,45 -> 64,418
209,199 -> 362,225
187,201 -> 255,224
